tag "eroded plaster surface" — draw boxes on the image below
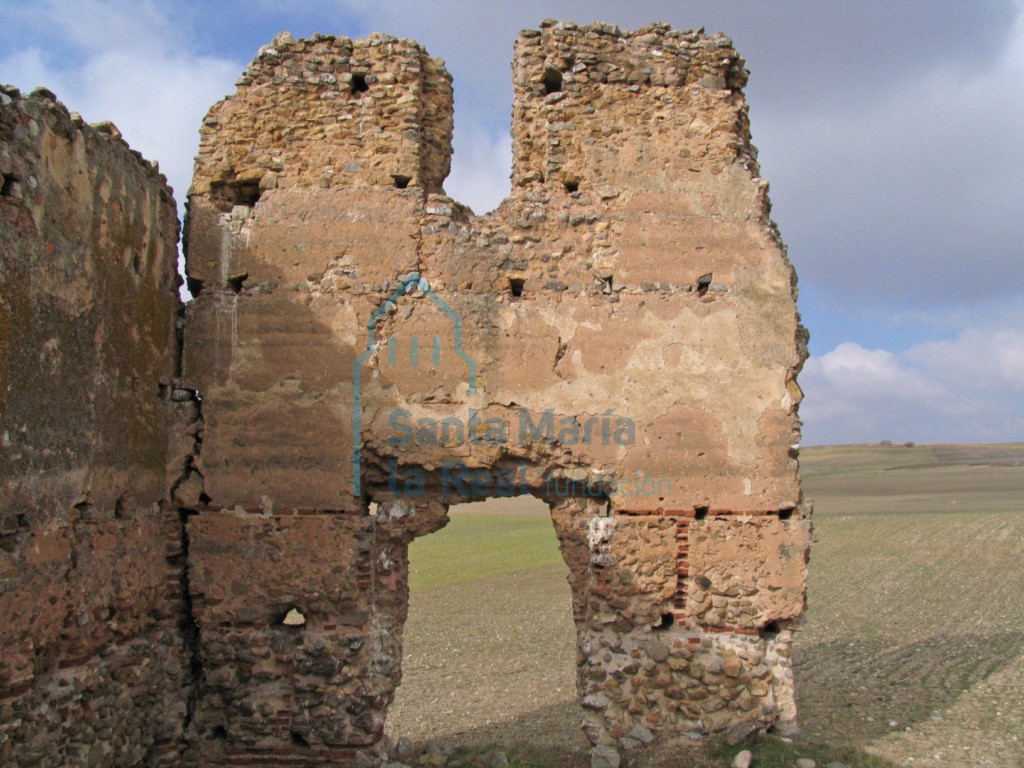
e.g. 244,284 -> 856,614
180,23 -> 810,763
0,20 -> 810,767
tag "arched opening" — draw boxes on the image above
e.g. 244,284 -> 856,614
386,495 -> 586,761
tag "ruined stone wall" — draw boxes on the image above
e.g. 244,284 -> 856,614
179,33 -> 461,765
181,21 -> 810,766
0,86 -> 190,766
511,21 -> 751,188
0,17 -> 812,767
185,31 -> 452,295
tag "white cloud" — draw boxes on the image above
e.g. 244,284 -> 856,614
1,48 -> 51,91
908,328 -> 1024,395
445,130 -> 512,215
800,312 -> 1024,445
31,0 -> 170,53
0,0 -> 241,217
813,343 -> 941,396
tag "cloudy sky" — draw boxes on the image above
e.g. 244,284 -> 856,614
2,0 -> 1022,446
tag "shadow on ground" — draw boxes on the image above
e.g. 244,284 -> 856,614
431,699 -> 587,764
426,699 -> 726,768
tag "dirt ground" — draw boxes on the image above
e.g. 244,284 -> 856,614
795,444 -> 1024,768
386,444 -> 1024,767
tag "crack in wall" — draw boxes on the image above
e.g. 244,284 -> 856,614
166,380 -> 207,752
177,506 -> 203,737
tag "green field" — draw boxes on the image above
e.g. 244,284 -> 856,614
405,504 -> 567,589
387,445 -> 1024,768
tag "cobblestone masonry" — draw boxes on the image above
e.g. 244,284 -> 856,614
1,20 -> 811,767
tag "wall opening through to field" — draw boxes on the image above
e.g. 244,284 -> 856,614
385,495 -> 582,752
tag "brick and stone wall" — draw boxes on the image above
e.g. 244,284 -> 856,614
180,22 -> 811,765
1,20 -> 810,767
0,86 -> 190,766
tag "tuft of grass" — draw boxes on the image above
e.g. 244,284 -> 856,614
710,735 -> 899,767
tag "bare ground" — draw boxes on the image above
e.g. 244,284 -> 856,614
386,445 -> 1024,767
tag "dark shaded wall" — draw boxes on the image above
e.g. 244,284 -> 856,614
0,85 -> 191,767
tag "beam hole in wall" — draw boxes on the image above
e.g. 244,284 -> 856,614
392,174 -> 411,189
508,277 -> 525,299
234,183 -> 261,207
386,495 -> 579,747
694,505 -> 709,520
652,612 -> 675,632
1,174 -> 18,197
542,67 -> 563,94
290,731 -> 310,748
114,492 -> 132,519
210,178 -> 261,212
563,177 -> 579,193
778,507 -> 794,520
211,726 -> 227,742
351,73 -> 370,95
759,621 -> 781,640
226,272 -> 249,294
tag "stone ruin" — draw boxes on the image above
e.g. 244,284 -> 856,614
0,20 -> 810,767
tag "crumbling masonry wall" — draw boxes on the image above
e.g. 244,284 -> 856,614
0,20 -> 810,767
0,87 -> 190,765
180,22 -> 810,765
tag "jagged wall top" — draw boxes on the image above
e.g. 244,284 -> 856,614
189,31 -> 453,207
511,20 -> 753,191
1,84 -> 177,218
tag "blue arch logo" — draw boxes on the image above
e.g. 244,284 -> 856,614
351,273 -> 477,497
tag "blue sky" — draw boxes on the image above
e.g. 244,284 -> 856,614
2,0 -> 1022,445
